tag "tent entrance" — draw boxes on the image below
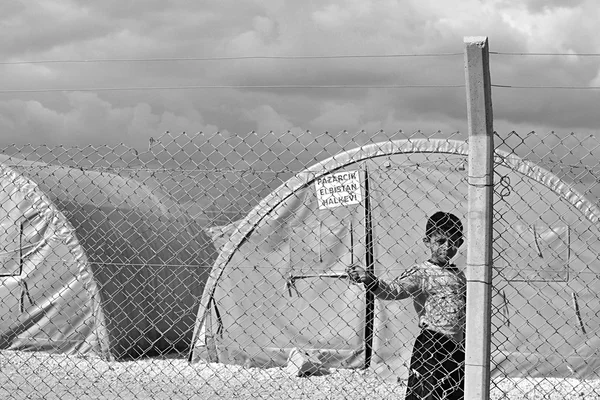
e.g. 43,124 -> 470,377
285,165 -> 377,369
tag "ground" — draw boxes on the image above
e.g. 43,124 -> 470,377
0,350 -> 597,399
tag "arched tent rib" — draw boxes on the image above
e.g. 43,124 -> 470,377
190,139 -> 600,352
192,140 -> 468,341
189,138 -> 600,379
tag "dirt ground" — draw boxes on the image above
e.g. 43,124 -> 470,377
0,350 -> 598,399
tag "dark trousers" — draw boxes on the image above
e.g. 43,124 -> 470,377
405,329 -> 465,400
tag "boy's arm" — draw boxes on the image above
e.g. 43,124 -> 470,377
367,267 -> 421,300
346,265 -> 421,300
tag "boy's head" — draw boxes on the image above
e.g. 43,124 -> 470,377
423,211 -> 464,265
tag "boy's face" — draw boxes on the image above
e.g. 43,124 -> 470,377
423,231 -> 463,266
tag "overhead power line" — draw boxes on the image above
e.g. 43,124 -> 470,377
3,84 -> 600,93
491,51 -> 600,57
0,84 -> 465,93
492,84 -> 600,90
4,51 -> 600,65
0,53 -> 463,65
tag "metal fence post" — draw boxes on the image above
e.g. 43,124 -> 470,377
464,36 -> 494,400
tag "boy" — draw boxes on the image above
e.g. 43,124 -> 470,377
346,211 -> 466,400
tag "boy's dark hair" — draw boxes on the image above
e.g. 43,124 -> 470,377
425,211 -> 463,239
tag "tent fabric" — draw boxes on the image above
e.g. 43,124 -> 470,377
0,162 -> 108,356
0,155 -> 217,359
189,139 -> 600,380
207,222 -> 240,253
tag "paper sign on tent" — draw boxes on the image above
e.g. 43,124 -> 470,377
315,170 -> 362,209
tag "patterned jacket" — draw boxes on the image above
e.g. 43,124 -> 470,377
375,261 -> 466,342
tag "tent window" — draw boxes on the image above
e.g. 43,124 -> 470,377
0,221 -> 21,277
494,224 -> 570,282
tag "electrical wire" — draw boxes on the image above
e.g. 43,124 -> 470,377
492,84 -> 600,90
3,51 -> 600,92
1,51 -> 597,66
6,51 -> 600,66
0,52 -> 464,65
491,51 -> 600,57
2,83 -> 599,93
0,84 -> 465,94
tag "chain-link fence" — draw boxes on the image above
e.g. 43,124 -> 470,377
0,129 -> 599,399
491,130 -> 600,399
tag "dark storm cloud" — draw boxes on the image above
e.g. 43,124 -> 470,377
0,0 -> 599,152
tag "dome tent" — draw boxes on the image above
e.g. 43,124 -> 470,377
189,138 -> 600,380
0,155 -> 217,359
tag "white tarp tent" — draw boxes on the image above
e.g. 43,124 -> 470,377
189,139 -> 600,380
0,155 -> 217,359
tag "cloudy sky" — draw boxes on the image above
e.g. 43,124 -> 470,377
2,0 -> 599,148
3,0 -> 600,213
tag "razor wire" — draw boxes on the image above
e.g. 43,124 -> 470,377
0,130 -> 599,399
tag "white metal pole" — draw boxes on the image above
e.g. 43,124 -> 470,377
464,36 -> 494,400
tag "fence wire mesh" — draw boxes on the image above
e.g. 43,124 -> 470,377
0,130 -> 599,399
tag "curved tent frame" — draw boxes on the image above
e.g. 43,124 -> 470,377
190,139 -> 600,379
